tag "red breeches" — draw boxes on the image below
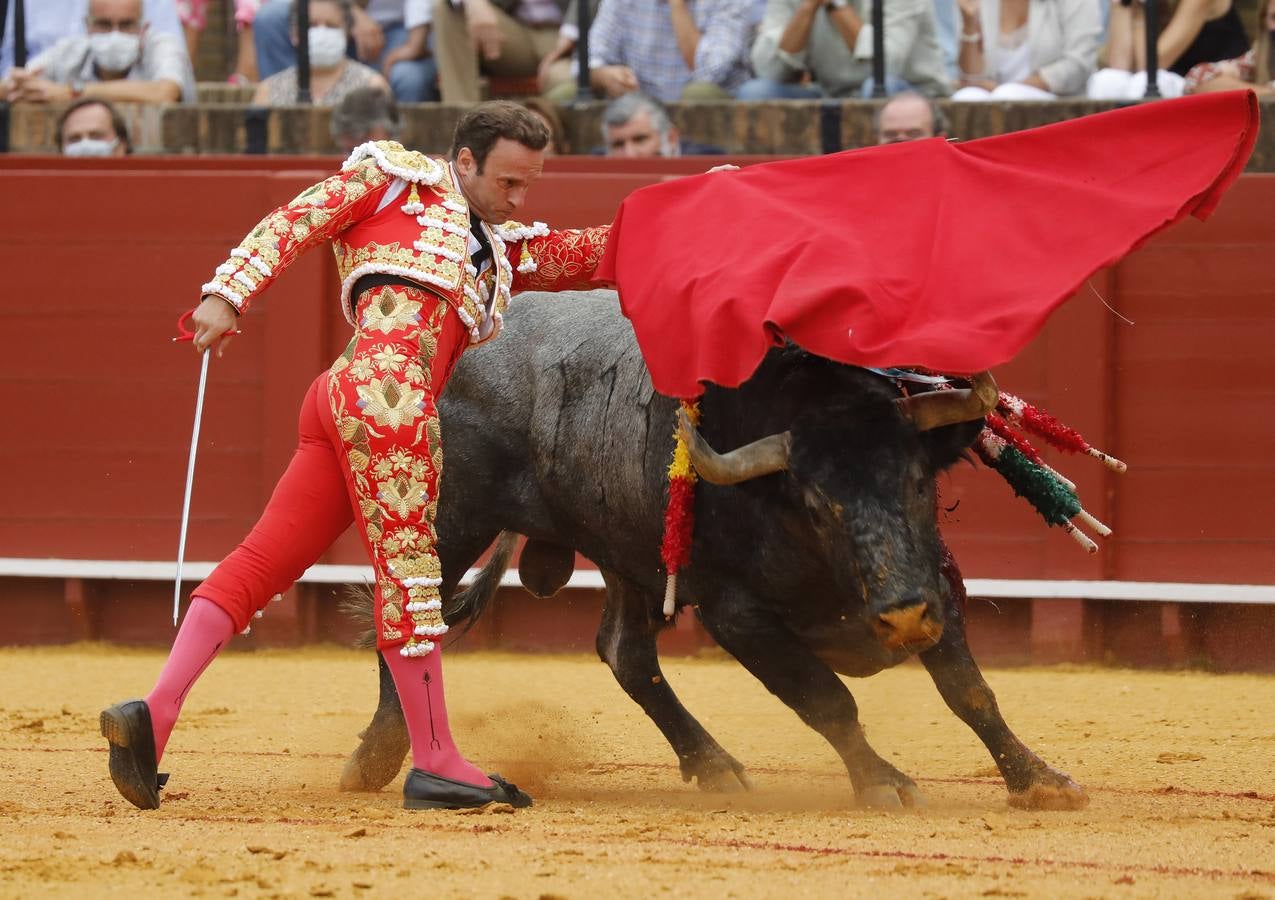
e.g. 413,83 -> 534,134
197,285 -> 469,653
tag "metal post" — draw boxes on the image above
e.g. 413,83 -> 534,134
296,0 -> 311,104
1,0 -> 21,155
575,0 -> 593,102
871,0 -> 886,98
244,106 -> 268,153
13,0 -> 26,68
819,101 -> 842,153
1143,0 -> 1160,98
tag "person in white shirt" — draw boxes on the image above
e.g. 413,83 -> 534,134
951,0 -> 1101,100
0,0 -> 194,104
0,0 -> 181,77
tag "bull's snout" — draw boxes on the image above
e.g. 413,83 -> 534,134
872,597 -> 944,650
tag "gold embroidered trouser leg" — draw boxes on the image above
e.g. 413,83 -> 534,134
325,284 -> 469,655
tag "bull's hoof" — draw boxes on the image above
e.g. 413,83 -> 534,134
1008,771 -> 1089,811
858,782 -> 926,809
680,748 -> 752,793
696,765 -> 752,793
339,724 -> 410,793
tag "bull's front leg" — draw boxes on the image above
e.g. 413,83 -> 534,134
339,652 -> 411,791
918,555 -> 1089,810
598,573 -> 750,792
698,597 -> 922,808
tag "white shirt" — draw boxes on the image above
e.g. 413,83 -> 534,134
1,0 -> 182,77
994,23 -> 1032,83
365,0 -> 432,29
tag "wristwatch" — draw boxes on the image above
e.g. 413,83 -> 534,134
828,0 -> 851,8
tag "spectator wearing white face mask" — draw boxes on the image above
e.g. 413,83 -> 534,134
1,0 -> 182,80
252,0 -> 391,105
56,97 -> 133,156
0,0 -> 194,104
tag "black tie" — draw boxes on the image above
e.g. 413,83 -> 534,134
469,212 -> 493,270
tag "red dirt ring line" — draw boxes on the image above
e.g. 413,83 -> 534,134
579,762 -> 1275,804
670,837 -> 1275,885
106,811 -> 1275,885
8,746 -> 1273,804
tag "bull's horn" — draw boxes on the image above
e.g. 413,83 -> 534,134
677,408 -> 791,485
896,371 -> 999,432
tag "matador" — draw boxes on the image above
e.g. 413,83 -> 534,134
100,101 -> 609,811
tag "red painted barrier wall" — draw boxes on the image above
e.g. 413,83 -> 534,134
1,159 -> 1272,665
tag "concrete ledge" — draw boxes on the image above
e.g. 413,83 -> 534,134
9,98 -> 1275,165
3,558 -> 1274,604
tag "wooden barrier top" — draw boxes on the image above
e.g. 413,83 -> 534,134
7,97 -> 1275,168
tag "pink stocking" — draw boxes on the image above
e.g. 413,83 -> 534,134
381,647 -> 491,786
144,596 -> 235,762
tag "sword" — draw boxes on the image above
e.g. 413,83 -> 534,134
171,309 -> 237,625
173,350 -> 210,625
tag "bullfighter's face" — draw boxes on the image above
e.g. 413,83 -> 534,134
454,138 -> 545,225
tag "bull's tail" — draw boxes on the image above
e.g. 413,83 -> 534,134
338,532 -> 520,649
444,531 -> 519,637
338,585 -> 379,651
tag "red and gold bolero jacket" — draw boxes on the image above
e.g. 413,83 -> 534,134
199,141 -> 610,345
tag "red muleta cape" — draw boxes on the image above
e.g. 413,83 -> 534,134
595,91 -> 1258,399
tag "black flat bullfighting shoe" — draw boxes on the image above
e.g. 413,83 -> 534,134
100,700 -> 167,810
402,769 -> 533,810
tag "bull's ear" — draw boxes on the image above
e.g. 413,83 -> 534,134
922,418 -> 984,470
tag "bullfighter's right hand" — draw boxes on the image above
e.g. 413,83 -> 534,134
193,295 -> 239,356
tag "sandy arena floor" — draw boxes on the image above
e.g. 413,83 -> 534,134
1,645 -> 1273,898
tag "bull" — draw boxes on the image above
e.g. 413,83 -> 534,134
339,290 -> 1088,810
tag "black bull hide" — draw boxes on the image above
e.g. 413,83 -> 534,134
341,291 -> 1088,810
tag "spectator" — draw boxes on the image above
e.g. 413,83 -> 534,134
603,92 -> 681,156
552,0 -> 752,102
875,90 -> 947,142
254,0 -> 438,101
952,0 -> 1100,100
2,0 -> 181,77
330,85 -> 401,153
252,0 -> 391,105
599,91 -> 724,155
743,0 -> 951,99
178,0 -> 261,83
0,0 -> 195,104
1185,0 -> 1275,94
1088,0 -> 1248,99
56,96 -> 132,155
522,95 -> 568,153
431,0 -> 569,103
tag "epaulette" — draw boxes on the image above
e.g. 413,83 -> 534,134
492,220 -> 551,242
341,140 -> 445,186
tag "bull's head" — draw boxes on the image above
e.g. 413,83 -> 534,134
679,371 -> 996,656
